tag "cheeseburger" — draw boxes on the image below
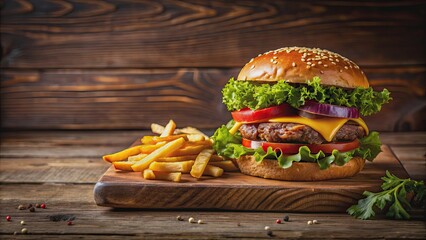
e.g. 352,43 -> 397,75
212,47 -> 391,181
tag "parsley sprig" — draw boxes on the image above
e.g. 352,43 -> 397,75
347,171 -> 425,220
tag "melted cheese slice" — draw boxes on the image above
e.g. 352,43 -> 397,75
229,122 -> 243,135
268,116 -> 369,142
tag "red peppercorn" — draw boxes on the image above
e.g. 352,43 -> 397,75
6,216 -> 11,221
41,203 -> 46,209
67,221 -> 73,226
276,219 -> 281,224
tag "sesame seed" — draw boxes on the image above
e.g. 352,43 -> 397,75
320,70 -> 324,74
249,58 -> 254,63
292,62 -> 296,67
324,64 -> 328,67
344,66 -> 349,69
301,58 -> 306,62
306,66 -> 311,69
332,62 -> 336,65
318,61 -> 322,64
311,63 -> 315,67
273,56 -> 278,59
339,69 -> 343,73
307,62 -> 312,65
250,65 -> 255,70
336,59 -> 340,62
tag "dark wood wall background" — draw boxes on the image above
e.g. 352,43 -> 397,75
1,0 -> 425,131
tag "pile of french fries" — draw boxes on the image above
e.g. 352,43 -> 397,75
102,120 -> 238,182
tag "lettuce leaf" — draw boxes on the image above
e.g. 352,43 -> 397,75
222,77 -> 391,116
211,123 -> 382,170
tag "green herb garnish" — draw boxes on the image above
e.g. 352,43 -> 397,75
347,171 -> 425,220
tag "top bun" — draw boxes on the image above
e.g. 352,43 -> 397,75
237,47 -> 369,89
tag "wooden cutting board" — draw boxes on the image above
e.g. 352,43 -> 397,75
94,145 -> 408,212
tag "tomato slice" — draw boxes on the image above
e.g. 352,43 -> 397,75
231,103 -> 296,123
242,138 -> 360,154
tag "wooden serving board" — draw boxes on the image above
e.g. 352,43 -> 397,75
94,145 -> 408,212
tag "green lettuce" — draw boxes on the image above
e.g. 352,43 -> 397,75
222,77 -> 391,116
211,122 -> 382,170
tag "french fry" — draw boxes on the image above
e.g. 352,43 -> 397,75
157,155 -> 198,162
151,123 -> 166,135
131,138 -> 185,172
141,136 -> 155,145
103,145 -> 142,163
160,120 -> 176,137
149,160 -> 194,173
203,165 -> 224,177
169,145 -> 210,157
128,153 -> 148,162
208,161 -> 239,172
190,149 -> 214,178
187,134 -> 207,142
210,155 -> 225,162
153,134 -> 188,143
182,140 -> 212,148
143,169 -> 156,179
140,142 -> 166,154
113,161 -> 134,171
143,169 -> 182,182
178,127 -> 209,139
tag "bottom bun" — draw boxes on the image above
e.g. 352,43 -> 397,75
236,155 -> 365,181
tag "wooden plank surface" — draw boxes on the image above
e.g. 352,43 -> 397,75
1,66 -> 424,130
1,0 -> 425,68
0,131 -> 425,239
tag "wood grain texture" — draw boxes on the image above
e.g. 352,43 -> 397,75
94,145 -> 408,212
1,193 -> 425,239
1,0 -> 425,68
1,66 -> 424,130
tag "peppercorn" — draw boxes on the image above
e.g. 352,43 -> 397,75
40,203 -> 46,209
27,204 -> 33,208
35,203 -> 41,208
276,219 -> 281,224
6,216 -> 11,221
267,230 -> 273,237
21,228 -> 28,234
18,205 -> 26,210
67,221 -> 73,225
283,215 -> 289,222
29,207 -> 35,212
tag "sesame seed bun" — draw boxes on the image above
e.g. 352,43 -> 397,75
236,156 -> 365,181
237,47 -> 369,89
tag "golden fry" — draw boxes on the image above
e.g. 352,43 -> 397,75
157,155 -> 198,162
210,155 -> 225,162
143,169 -> 156,179
131,138 -> 185,172
190,149 -> 214,178
113,161 -> 134,171
143,170 -> 182,182
186,134 -> 206,142
160,120 -> 176,137
153,134 -> 188,143
208,161 -> 239,172
169,145 -> 210,157
149,160 -> 194,173
103,145 -> 142,163
182,140 -> 212,148
141,136 -> 155,145
140,142 -> 166,154
203,165 -> 224,177
128,153 -> 148,162
178,127 -> 209,139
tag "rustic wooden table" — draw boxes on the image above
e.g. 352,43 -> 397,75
0,131 -> 425,239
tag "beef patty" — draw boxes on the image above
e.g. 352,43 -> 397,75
239,122 -> 365,144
